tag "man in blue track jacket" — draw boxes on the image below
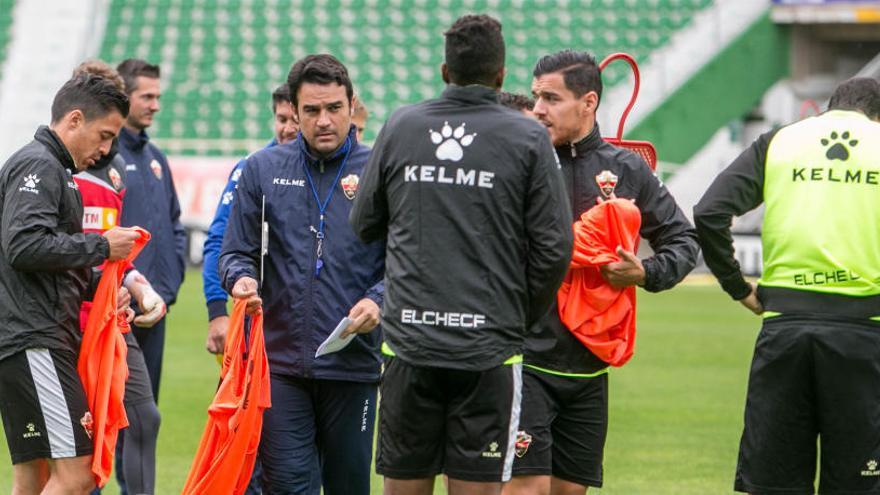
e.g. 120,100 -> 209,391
219,54 -> 385,495
202,84 -> 299,355
115,59 -> 186,405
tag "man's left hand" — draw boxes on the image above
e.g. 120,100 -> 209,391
343,298 -> 381,337
133,287 -> 167,328
600,247 -> 646,289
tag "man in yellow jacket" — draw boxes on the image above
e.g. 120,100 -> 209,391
694,76 -> 880,495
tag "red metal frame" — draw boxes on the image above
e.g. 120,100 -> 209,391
598,53 -> 657,170
799,99 -> 820,119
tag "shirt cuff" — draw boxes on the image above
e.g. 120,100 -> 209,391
207,299 -> 229,321
718,272 -> 752,301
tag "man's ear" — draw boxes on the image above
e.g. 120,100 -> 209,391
441,63 -> 450,84
493,67 -> 506,90
581,91 -> 599,116
68,109 -> 85,130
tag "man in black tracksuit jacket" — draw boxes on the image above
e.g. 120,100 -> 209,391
506,51 -> 699,495
351,15 -> 572,495
0,75 -> 139,494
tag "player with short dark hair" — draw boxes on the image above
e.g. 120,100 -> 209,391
221,54 -> 385,495
0,74 -> 140,495
72,59 -> 165,495
351,14 -> 573,495
504,50 -> 698,495
694,76 -> 880,495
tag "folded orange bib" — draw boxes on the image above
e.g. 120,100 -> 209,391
77,227 -> 151,487
557,199 -> 641,367
183,298 -> 271,495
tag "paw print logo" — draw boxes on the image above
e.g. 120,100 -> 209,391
23,174 -> 40,188
821,131 -> 858,161
869,460 -> 878,471
221,191 -> 234,205
429,122 -> 476,162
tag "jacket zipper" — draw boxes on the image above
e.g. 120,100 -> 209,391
304,159 -> 324,377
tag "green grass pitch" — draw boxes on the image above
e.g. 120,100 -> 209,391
0,272 -> 759,494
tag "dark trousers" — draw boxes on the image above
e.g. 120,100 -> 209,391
131,317 -> 165,403
258,375 -> 378,495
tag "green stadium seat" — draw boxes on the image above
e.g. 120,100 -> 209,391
98,0 -> 713,152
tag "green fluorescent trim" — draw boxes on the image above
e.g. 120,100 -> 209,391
504,355 -> 524,365
381,342 -> 395,357
872,316 -> 880,322
525,364 -> 610,378
381,343 -> 523,366
763,311 -> 782,319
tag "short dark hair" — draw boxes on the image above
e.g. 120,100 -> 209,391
51,74 -> 130,124
828,77 -> 880,120
533,50 -> 602,102
499,92 -> 535,112
271,84 -> 291,113
286,54 -> 353,108
444,15 -> 505,87
116,58 -> 160,94
73,59 -> 125,93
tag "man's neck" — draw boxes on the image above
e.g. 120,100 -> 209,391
47,125 -> 82,170
570,120 -> 595,145
124,123 -> 144,134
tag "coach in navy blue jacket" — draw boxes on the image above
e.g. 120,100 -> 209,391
219,55 -> 384,495
116,59 -> 186,406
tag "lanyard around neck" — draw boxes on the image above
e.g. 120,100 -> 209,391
302,137 -> 352,277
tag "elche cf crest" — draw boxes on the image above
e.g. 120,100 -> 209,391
595,170 -> 618,198
108,167 -> 123,191
340,174 -> 359,200
150,159 -> 162,180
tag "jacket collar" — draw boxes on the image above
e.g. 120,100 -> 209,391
297,125 -> 358,167
441,84 -> 499,105
34,126 -> 77,174
559,123 -> 603,158
119,126 -> 151,151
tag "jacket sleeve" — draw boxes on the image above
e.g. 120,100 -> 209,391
350,122 -> 390,242
202,160 -> 245,320
219,157 -> 261,293
1,159 -> 109,271
693,131 -> 774,300
364,279 -> 384,308
524,131 -> 574,324
84,267 -> 103,301
164,157 -> 187,294
632,157 -> 700,293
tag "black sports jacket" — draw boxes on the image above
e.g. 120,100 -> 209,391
351,85 -> 573,371
525,125 -> 699,375
0,127 -> 109,361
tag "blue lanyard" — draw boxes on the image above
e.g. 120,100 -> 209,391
302,137 -> 352,277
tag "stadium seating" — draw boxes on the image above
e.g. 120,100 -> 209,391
0,0 -> 14,79
99,0 -> 712,155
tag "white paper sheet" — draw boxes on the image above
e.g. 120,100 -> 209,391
315,317 -> 355,358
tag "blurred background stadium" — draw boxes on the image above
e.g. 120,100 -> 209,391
0,0 -> 878,275
0,1 -> 877,492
